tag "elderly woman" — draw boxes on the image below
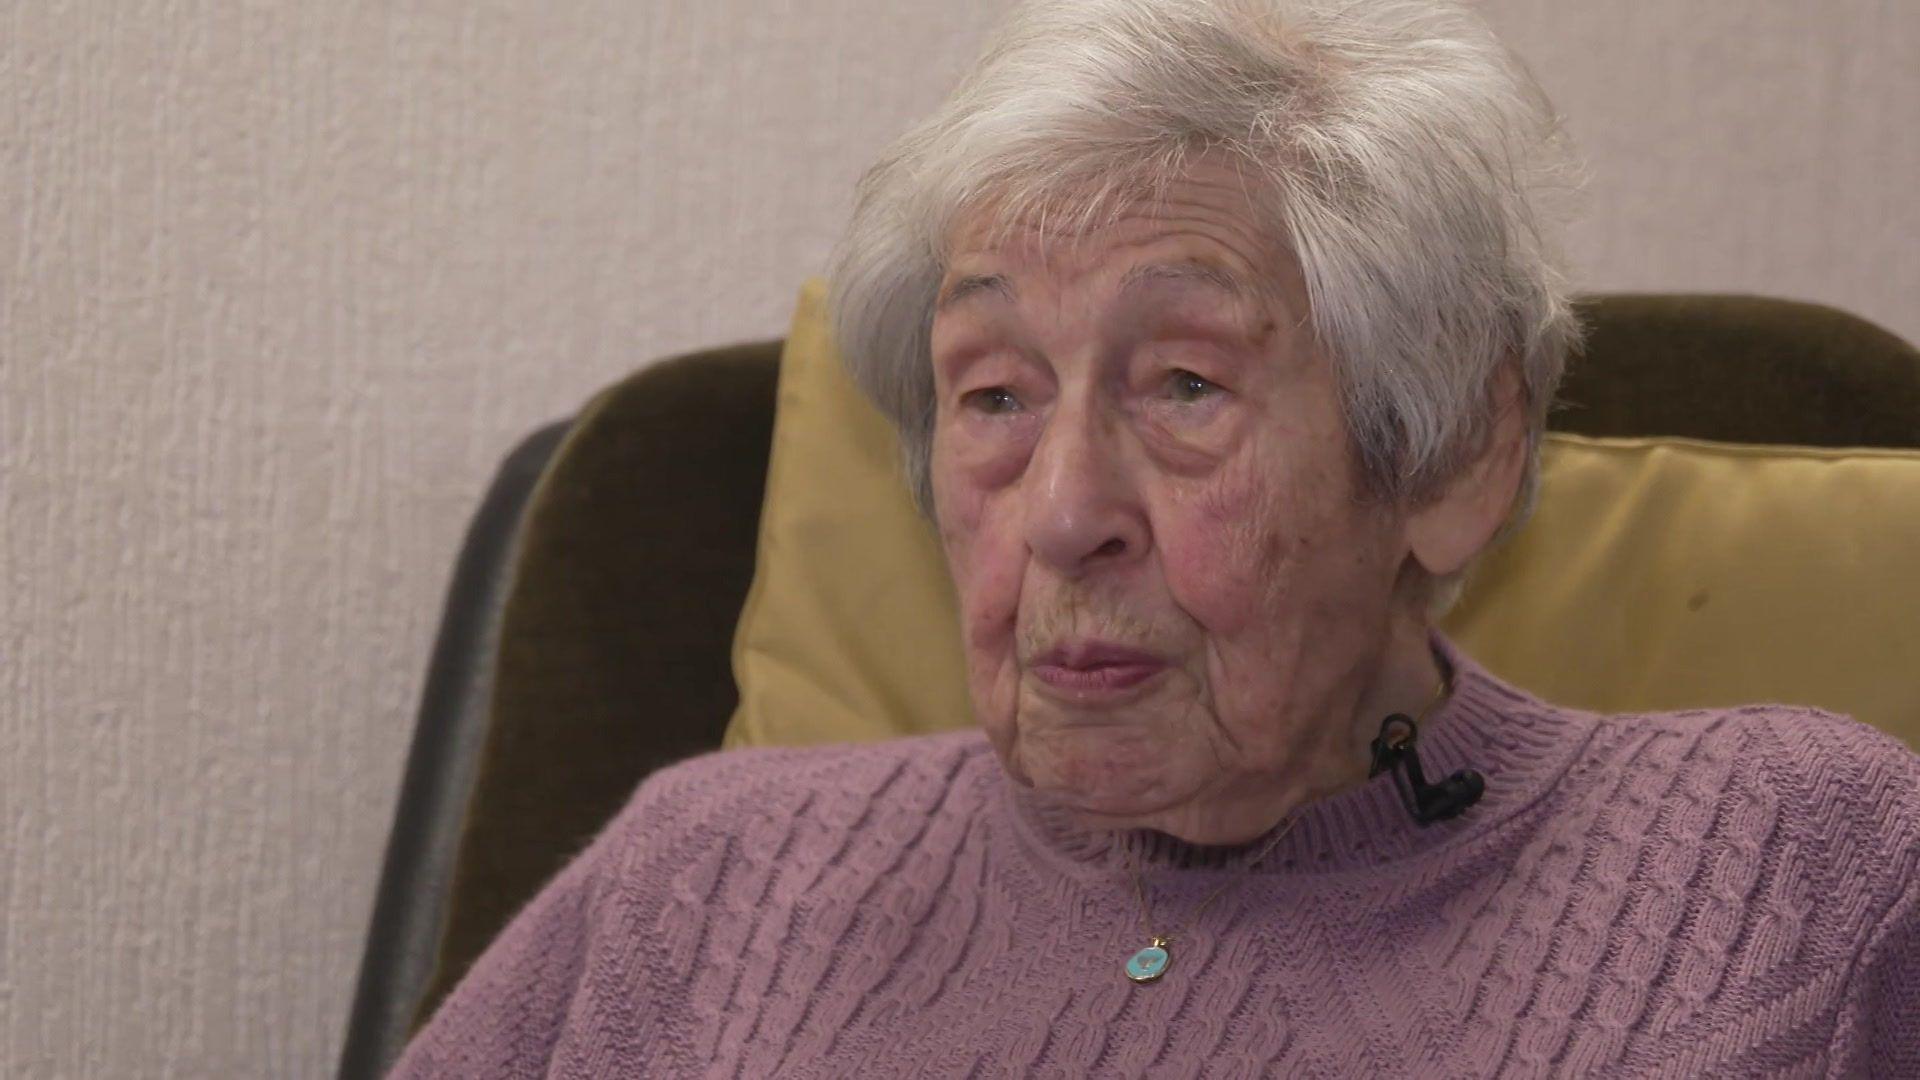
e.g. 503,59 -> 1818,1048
395,0 -> 1919,1075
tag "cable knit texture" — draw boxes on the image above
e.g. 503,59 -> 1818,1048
394,643 -> 1920,1077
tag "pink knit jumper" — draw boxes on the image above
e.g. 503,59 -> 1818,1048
394,642 -> 1920,1077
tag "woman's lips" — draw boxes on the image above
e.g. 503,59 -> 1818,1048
1028,642 -> 1169,701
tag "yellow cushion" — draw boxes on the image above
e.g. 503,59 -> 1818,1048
726,280 -> 1920,750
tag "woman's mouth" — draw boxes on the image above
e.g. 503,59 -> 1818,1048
1028,641 -> 1170,701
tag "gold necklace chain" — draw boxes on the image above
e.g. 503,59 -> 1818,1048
1128,814 -> 1296,948
1121,669 -> 1454,983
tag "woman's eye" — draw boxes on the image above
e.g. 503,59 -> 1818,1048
1165,369 -> 1221,404
963,386 -> 1022,414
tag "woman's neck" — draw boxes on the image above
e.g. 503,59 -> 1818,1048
998,634 -> 1595,880
1034,613 -> 1452,848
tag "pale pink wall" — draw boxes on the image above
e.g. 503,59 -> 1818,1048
1487,0 -> 1919,339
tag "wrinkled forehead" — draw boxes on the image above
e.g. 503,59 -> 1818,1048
934,163 -> 1309,326
936,196 -> 1313,332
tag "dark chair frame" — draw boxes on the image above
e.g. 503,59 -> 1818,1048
336,422 -> 570,1080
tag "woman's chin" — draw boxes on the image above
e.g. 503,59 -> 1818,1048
1012,731 -> 1199,820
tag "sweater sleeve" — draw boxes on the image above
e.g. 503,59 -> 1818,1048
384,744 -> 850,1078
1804,713 -> 1920,1078
1828,876 -> 1920,1077
386,834 -> 604,1080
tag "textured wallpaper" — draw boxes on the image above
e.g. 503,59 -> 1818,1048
2,1 -> 1913,1075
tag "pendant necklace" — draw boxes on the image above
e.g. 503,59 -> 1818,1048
1123,816 -> 1295,983
1123,670 -> 1454,984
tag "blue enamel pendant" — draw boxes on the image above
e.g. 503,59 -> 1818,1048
1125,938 -> 1171,983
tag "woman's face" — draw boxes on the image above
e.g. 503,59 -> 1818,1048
929,166 -> 1422,844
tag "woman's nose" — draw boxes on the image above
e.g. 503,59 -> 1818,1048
1023,406 -> 1149,576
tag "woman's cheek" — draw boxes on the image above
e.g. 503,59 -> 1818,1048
933,482 -> 984,568
952,522 -> 1027,745
1159,522 -> 1261,639
965,524 -> 1026,641
1157,470 -> 1288,633
956,429 -> 1033,492
935,479 -> 1024,659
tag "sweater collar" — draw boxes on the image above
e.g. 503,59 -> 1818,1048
997,634 -> 1602,882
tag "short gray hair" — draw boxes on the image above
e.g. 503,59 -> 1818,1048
830,0 -> 1582,524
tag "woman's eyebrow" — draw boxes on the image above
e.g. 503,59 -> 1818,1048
1117,260 -> 1255,304
1117,261 -> 1283,342
937,273 -> 1015,312
934,261 -> 1260,317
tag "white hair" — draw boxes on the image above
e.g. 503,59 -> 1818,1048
830,0 -> 1581,543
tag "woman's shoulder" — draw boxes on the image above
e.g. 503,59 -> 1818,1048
588,729 -> 998,871
1586,702 -> 1920,888
1732,705 -> 1920,865
1609,702 -> 1920,805
641,728 -> 994,805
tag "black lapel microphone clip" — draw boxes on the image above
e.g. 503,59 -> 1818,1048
1368,713 -> 1485,825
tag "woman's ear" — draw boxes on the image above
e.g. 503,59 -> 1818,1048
1406,365 -> 1529,578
